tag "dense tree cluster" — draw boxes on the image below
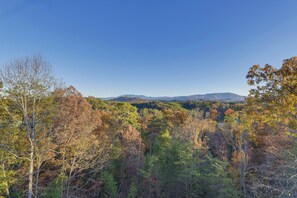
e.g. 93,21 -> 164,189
0,55 -> 296,197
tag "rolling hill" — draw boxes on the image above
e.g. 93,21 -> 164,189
107,92 -> 245,102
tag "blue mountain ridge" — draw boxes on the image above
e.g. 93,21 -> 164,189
105,92 -> 245,102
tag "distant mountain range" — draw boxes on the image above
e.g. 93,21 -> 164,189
104,92 -> 246,102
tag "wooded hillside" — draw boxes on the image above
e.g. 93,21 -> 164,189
0,56 -> 297,197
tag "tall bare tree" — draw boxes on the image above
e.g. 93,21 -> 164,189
0,55 -> 57,198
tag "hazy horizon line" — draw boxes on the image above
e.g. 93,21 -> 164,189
93,91 -> 247,99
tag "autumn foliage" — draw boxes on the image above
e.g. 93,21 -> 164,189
0,55 -> 297,197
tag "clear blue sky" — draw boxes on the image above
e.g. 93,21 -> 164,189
1,0 -> 297,97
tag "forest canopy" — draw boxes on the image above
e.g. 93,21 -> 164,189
0,55 -> 297,197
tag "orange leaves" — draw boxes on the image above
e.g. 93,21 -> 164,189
53,86 -> 101,146
224,108 -> 234,116
210,109 -> 219,121
163,109 -> 189,128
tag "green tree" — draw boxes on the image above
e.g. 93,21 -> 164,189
244,56 -> 297,196
246,56 -> 297,135
100,171 -> 117,198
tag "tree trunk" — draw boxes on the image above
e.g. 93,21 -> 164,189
25,111 -> 34,198
28,111 -> 35,198
28,140 -> 34,198
66,179 -> 71,198
35,161 -> 41,198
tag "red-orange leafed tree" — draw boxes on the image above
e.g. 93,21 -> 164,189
53,86 -> 112,198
